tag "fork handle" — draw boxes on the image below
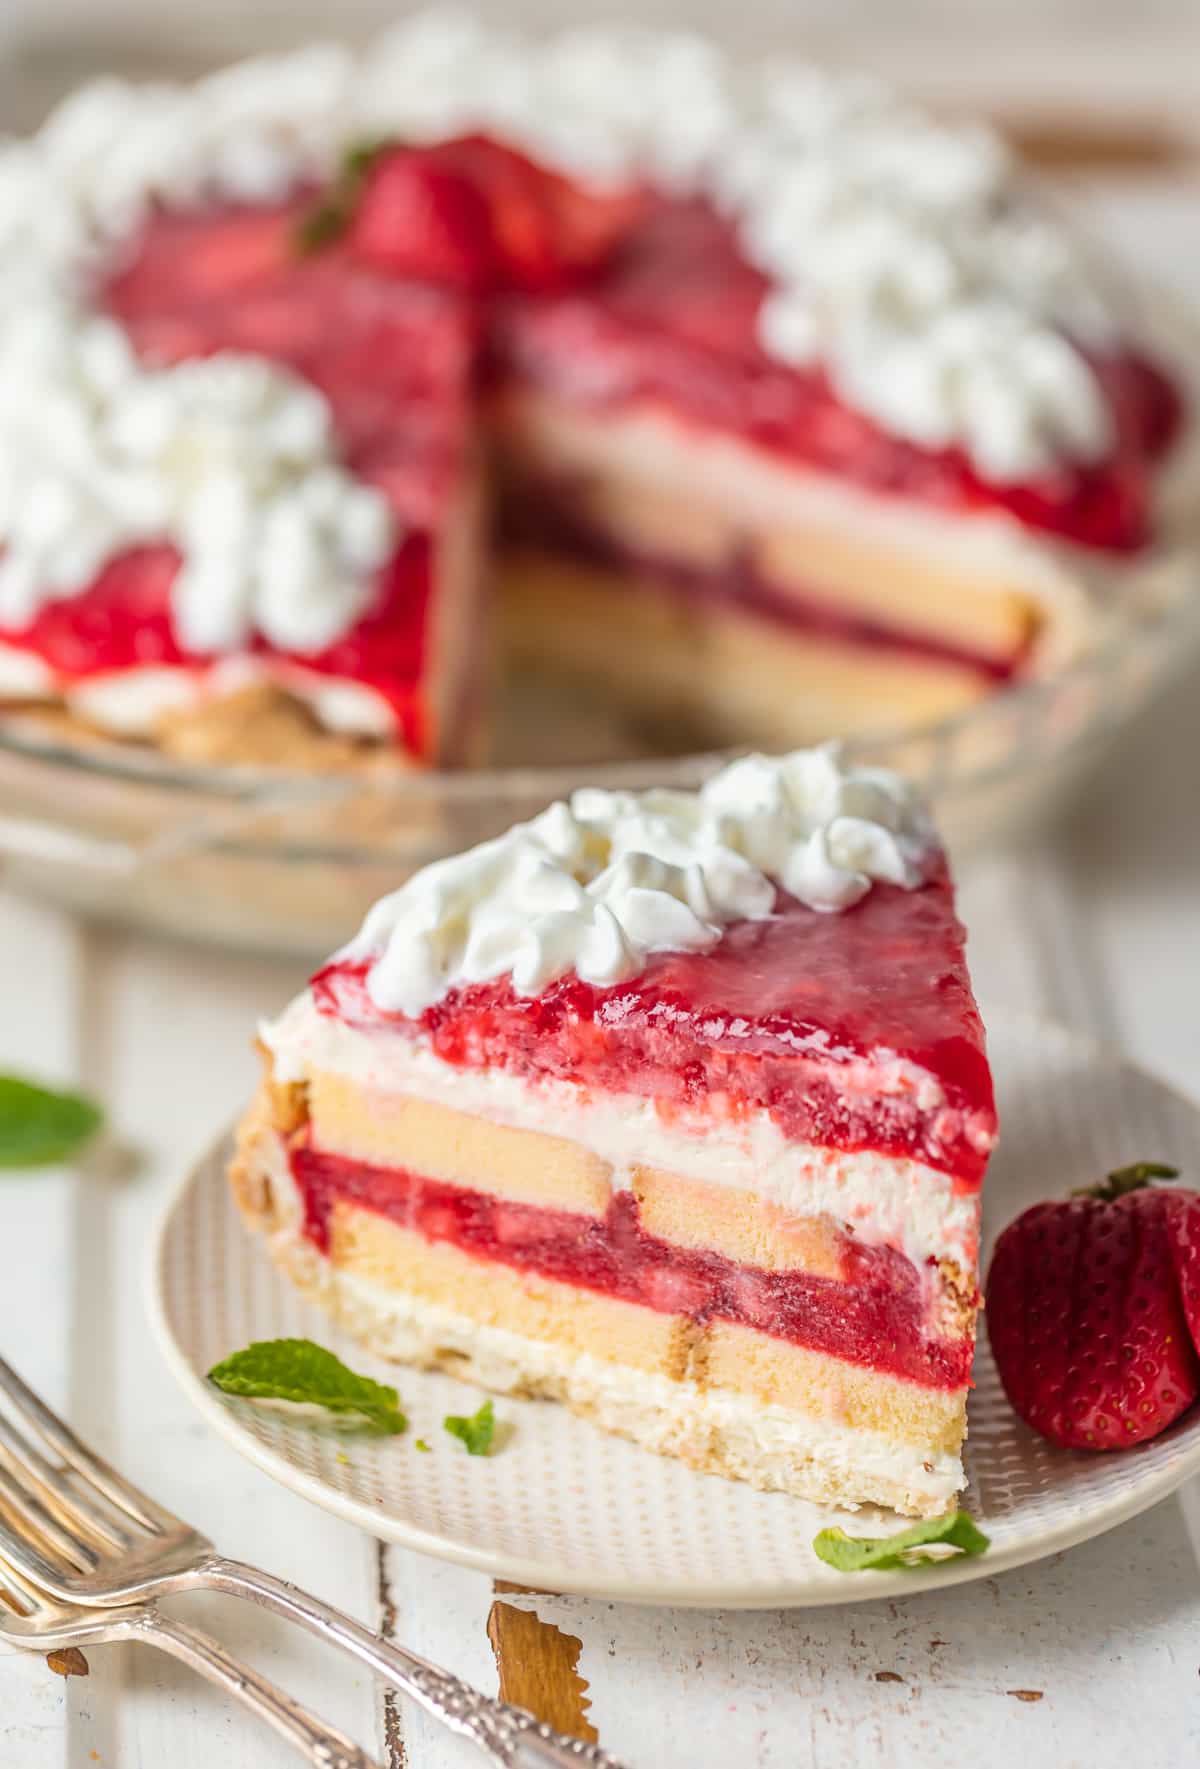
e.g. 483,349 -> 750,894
136,1608 -> 380,1769
203,1556 -> 627,1769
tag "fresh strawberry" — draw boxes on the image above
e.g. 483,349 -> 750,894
348,149 -> 494,288
986,1162 -> 1200,1450
347,137 -> 643,293
539,174 -> 650,278
1166,1186 -> 1200,1349
454,137 -> 561,290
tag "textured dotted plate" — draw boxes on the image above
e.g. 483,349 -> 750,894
149,1013 -> 1200,1608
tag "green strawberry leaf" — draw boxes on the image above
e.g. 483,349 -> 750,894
294,201 -> 348,254
443,1399 -> 496,1456
294,137 -> 392,255
0,1075 -> 103,1169
208,1339 -> 406,1434
1074,1160 -> 1180,1201
813,1510 -> 989,1573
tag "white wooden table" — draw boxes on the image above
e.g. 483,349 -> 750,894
3,183 -> 1200,1769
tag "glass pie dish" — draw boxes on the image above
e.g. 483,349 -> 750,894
0,538 -> 1197,958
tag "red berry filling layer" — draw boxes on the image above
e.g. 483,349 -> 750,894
293,1139 -> 973,1390
501,473 -> 1026,681
313,872 -> 996,1187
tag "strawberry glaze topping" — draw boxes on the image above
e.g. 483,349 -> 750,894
110,150 -> 1180,561
313,870 -> 997,1187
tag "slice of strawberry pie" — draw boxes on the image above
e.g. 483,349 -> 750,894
231,744 -> 996,1514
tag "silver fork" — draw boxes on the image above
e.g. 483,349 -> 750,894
0,1355 -> 623,1769
0,1551 -> 379,1768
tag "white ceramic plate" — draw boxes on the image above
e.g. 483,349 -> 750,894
148,1012 -> 1200,1608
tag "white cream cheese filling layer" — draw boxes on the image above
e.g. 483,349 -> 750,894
263,989 -> 981,1272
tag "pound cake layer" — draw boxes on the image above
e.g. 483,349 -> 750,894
249,1045 -> 975,1393
231,1110 -> 966,1514
289,1141 -> 972,1389
495,393 -> 1070,670
497,552 -> 995,747
296,1060 -> 982,1275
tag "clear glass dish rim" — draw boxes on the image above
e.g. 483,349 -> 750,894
0,562 -> 1197,837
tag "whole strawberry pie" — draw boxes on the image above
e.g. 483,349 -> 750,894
987,1163 -> 1200,1449
0,12 -> 1192,770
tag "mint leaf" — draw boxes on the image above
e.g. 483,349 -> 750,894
208,1339 -> 406,1434
814,1510 -> 989,1573
0,1075 -> 103,1169
443,1399 -> 496,1456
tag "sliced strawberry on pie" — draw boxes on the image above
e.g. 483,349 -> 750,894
347,147 -> 496,289
348,137 -> 646,293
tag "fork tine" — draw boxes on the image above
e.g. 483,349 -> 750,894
0,1518 -> 77,1606
0,1414 -> 139,1554
0,1356 -> 178,1533
0,1463 -> 99,1573
0,1556 -> 43,1620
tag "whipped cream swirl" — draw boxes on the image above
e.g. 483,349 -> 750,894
0,309 -> 394,653
348,744 -> 938,1017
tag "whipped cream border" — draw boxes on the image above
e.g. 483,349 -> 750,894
0,302 -> 396,663
351,11 -> 1123,480
2,13 -> 1143,509
336,744 -> 939,1014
